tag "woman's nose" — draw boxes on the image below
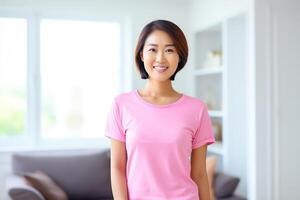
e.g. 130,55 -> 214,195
155,52 -> 166,62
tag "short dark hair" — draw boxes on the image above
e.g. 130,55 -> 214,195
135,19 -> 189,81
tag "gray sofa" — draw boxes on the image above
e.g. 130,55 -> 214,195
6,148 -> 246,200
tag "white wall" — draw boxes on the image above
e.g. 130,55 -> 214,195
0,0 -> 190,199
225,14 -> 248,197
274,4 -> 300,198
189,0 -> 248,31
252,0 -> 300,199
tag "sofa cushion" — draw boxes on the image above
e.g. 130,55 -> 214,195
24,171 -> 68,200
6,175 -> 46,200
12,149 -> 113,199
214,172 -> 240,198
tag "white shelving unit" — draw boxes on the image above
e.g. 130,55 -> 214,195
193,23 -> 225,158
192,14 -> 247,174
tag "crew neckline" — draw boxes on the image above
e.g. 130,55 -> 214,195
134,89 -> 185,108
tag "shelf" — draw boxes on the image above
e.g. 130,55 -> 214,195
208,141 -> 223,155
194,22 -> 224,159
209,110 -> 223,117
194,67 -> 223,76
193,14 -> 247,179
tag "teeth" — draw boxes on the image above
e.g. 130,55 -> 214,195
154,66 -> 167,69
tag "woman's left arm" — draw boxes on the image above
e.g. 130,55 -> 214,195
191,144 -> 211,200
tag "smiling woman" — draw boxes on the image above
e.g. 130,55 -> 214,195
135,20 -> 188,81
140,30 -> 180,82
106,19 -> 215,200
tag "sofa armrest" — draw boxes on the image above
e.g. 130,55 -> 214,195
218,195 -> 247,200
6,175 -> 46,200
214,172 -> 240,198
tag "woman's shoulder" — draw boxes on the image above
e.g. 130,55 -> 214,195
113,90 -> 136,103
182,93 -> 207,107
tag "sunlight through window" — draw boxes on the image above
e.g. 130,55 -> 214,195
40,19 -> 120,139
0,18 -> 27,137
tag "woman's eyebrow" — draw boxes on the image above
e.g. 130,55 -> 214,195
146,44 -> 158,47
146,43 -> 175,47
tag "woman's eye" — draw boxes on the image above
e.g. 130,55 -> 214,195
148,48 -> 156,52
166,49 -> 174,53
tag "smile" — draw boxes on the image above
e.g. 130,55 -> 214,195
153,66 -> 168,73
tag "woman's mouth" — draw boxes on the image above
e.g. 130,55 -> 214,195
153,66 -> 168,73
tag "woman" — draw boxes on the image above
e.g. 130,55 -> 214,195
105,19 -> 215,200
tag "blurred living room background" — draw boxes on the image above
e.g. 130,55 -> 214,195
0,0 -> 299,200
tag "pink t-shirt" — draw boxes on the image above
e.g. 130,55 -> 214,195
105,89 -> 215,200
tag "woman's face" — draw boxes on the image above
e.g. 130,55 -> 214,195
140,30 -> 180,82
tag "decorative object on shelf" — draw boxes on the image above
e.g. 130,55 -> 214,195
205,89 -> 217,110
203,49 -> 222,68
212,122 -> 222,142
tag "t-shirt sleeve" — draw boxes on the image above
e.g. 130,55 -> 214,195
192,104 -> 215,149
105,98 -> 126,142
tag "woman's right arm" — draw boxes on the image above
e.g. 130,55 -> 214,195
110,139 -> 128,200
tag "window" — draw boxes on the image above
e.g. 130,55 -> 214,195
0,16 -> 121,148
40,19 -> 120,139
0,18 -> 27,137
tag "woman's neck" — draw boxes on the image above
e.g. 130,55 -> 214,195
140,79 -> 178,97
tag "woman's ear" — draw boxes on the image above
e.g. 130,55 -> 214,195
140,51 -> 144,62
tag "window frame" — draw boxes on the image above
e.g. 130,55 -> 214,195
0,10 -> 130,151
